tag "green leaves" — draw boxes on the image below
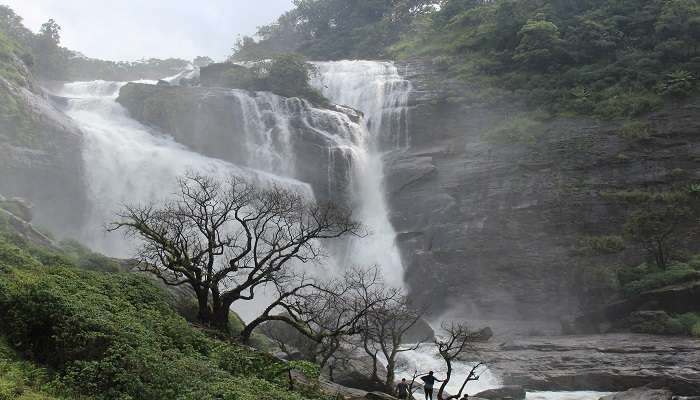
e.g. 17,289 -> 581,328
0,228 -> 328,400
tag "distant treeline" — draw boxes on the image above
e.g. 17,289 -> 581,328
0,5 -> 191,82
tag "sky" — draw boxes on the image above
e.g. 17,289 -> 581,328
2,0 -> 294,61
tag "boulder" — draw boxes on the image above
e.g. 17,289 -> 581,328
474,386 -> 526,400
403,317 -> 436,343
600,387 -> 673,400
474,327 -> 494,342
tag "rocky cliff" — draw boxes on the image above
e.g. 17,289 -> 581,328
0,65 -> 86,238
116,83 -> 360,202
388,60 -> 700,322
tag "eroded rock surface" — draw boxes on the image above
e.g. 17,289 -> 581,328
470,334 -> 700,396
388,59 -> 700,320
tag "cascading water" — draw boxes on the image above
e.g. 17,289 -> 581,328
58,70 -> 406,289
312,60 -> 410,289
58,80 -> 313,257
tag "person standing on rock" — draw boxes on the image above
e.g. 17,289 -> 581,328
420,371 -> 443,400
396,378 -> 410,399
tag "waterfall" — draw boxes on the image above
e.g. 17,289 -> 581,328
313,60 -> 411,289
58,80 -> 313,257
57,66 -> 408,292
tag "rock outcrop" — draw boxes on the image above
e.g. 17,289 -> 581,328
474,385 -> 526,400
474,333 -> 700,395
117,83 -> 357,201
0,78 -> 86,238
388,59 -> 700,320
563,280 -> 700,334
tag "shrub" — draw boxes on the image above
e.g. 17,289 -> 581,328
656,70 -> 695,98
482,115 -> 544,145
593,90 -> 662,119
0,234 -> 325,400
577,235 -> 626,254
620,262 -> 700,297
627,311 -> 685,335
617,120 -> 652,141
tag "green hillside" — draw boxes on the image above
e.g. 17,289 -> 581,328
0,212 -> 326,400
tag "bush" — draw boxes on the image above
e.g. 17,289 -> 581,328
577,235 -> 626,254
593,90 -> 662,119
656,70 -> 695,98
620,262 -> 700,297
482,115 -> 544,145
617,120 -> 652,141
627,311 -> 685,335
0,234 -> 326,400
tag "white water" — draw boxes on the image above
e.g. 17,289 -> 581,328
393,343 -> 610,399
313,60 -> 410,289
58,80 -> 313,256
58,61 -> 409,292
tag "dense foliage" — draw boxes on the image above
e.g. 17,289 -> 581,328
391,0 -> 700,117
236,0 -> 700,118
232,0 -> 435,61
206,54 -> 328,104
0,217 -> 327,400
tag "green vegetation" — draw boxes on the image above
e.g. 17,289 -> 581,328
237,0 -> 700,118
628,311 -> 700,337
617,120 -> 653,141
205,55 -> 328,104
481,114 -> 544,144
0,218 -> 328,400
618,257 -> 700,296
577,235 -> 626,254
1,6 -> 188,82
231,0 -> 433,61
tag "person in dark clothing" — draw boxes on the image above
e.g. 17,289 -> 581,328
395,378 -> 410,399
420,371 -> 443,400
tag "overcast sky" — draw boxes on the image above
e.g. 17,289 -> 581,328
2,1 -> 294,61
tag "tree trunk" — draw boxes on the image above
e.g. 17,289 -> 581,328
437,360 -> 452,400
239,316 -> 266,342
371,353 -> 379,382
384,357 -> 396,394
196,289 -> 211,324
211,299 -> 231,332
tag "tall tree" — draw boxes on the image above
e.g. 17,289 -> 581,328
111,173 -> 362,331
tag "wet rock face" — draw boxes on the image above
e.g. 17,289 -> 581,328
116,83 -> 355,202
475,334 -> 700,395
389,59 -> 700,320
0,80 -> 86,237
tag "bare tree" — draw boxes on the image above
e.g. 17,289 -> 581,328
449,362 -> 485,399
435,322 -> 482,400
361,293 -> 428,393
248,267 -> 392,365
110,173 -> 362,331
